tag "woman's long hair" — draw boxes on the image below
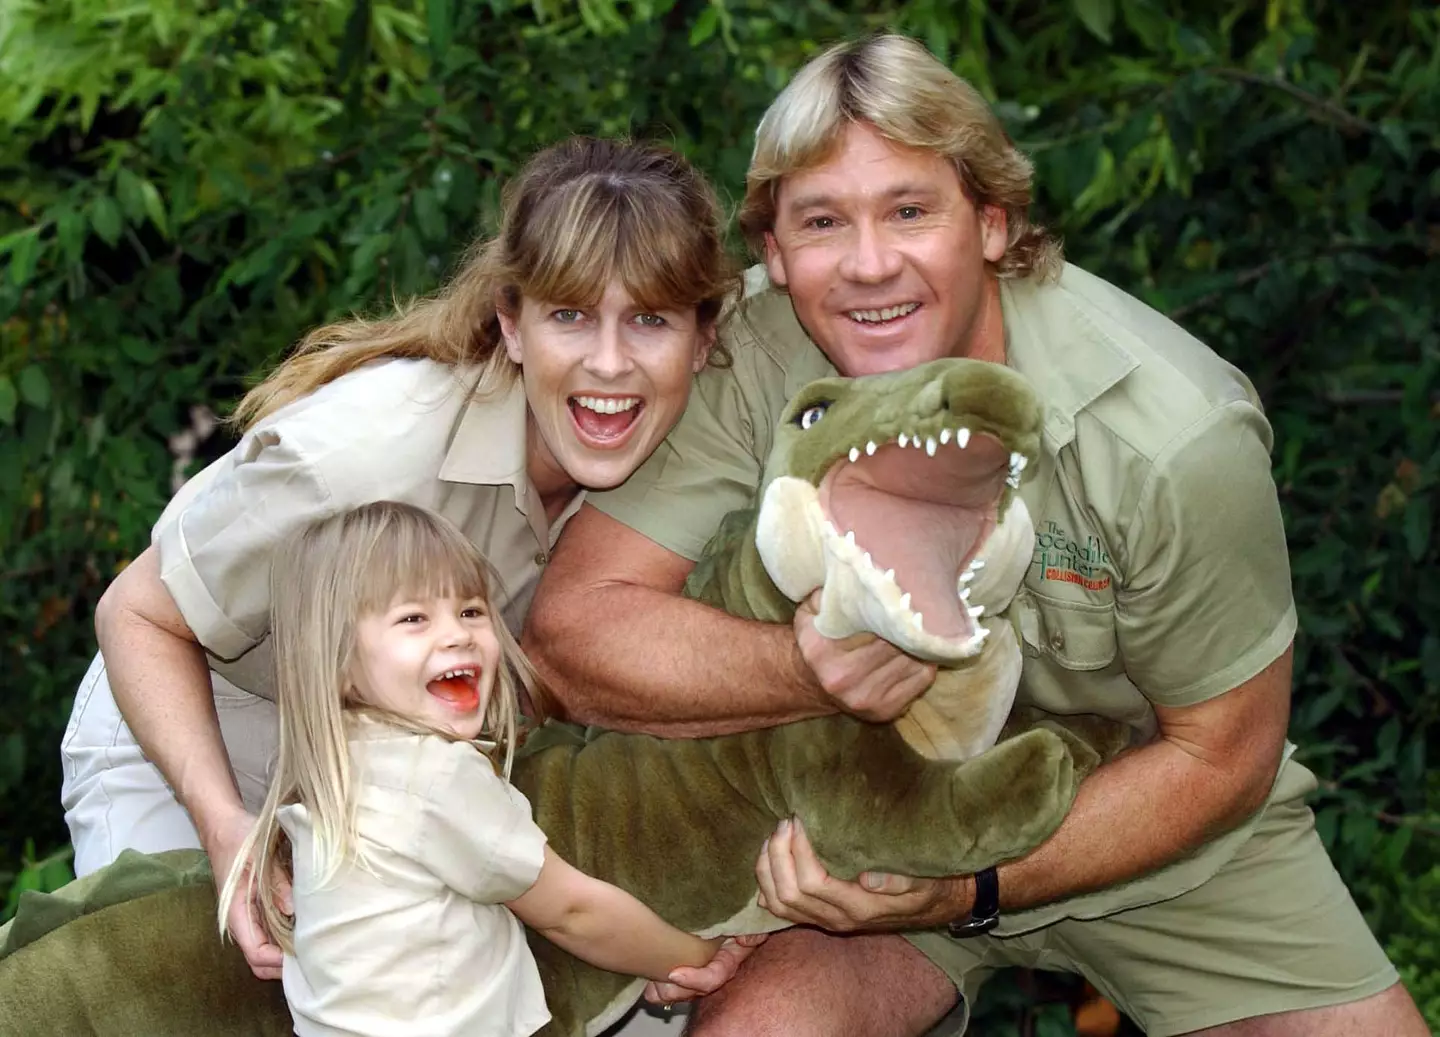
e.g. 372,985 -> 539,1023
233,136 -> 739,429
216,501 -> 539,952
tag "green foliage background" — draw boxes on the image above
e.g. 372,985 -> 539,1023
1,0 -> 1436,1031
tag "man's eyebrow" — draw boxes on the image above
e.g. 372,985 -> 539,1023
782,183 -> 945,213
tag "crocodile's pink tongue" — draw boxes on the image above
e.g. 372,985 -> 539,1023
570,401 -> 639,442
428,676 -> 479,712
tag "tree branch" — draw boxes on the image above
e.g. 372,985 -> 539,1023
1208,67 -> 1379,137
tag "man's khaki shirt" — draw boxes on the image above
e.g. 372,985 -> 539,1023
589,263 -> 1307,932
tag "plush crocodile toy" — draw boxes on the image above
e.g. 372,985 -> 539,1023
0,358 -> 1130,1037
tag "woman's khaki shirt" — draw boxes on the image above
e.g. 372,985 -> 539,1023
152,359 -> 583,702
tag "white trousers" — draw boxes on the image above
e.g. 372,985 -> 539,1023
60,651 -> 278,877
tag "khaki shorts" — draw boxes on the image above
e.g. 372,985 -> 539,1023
907,792 -> 1399,1036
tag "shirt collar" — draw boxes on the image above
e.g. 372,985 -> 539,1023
437,375 -> 539,511
1000,266 -> 1138,454
436,373 -> 587,539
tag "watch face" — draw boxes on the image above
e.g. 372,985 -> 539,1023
946,914 -> 1000,938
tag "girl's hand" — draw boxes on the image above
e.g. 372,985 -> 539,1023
641,933 -> 769,1005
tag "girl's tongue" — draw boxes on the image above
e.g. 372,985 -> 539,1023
570,399 -> 640,441
428,675 -> 479,712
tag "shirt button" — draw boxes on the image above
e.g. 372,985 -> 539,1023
1048,630 -> 1065,652
533,550 -> 548,566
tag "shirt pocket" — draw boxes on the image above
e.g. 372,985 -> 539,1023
1015,590 -> 1118,671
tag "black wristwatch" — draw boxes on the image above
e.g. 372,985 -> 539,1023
946,867 -> 1000,937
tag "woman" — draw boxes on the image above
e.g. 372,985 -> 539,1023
59,136 -> 738,982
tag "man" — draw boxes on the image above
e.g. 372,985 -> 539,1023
526,33 -> 1426,1037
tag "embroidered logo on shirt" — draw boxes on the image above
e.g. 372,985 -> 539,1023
1032,519 -> 1112,592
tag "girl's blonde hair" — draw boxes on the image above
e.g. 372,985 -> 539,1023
217,501 -> 539,952
234,137 -> 739,429
738,33 -> 1062,280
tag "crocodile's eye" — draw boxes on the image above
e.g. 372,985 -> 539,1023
796,402 -> 830,430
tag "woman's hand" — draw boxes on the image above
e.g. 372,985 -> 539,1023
641,933 -> 769,1005
208,810 -> 292,980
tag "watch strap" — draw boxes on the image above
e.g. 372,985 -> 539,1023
945,866 -> 999,938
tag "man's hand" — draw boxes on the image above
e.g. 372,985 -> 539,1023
755,816 -> 971,932
641,934 -> 769,1004
207,809 -> 292,980
793,592 -> 936,722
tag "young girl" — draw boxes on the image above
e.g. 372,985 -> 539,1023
217,500 -> 729,1036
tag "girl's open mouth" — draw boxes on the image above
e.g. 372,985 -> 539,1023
427,667 -> 481,712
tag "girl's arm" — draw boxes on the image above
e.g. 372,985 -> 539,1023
506,846 -> 720,982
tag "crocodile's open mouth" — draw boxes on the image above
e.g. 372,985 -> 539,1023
816,425 -> 1020,645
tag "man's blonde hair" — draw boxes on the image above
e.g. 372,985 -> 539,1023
739,33 -> 1061,280
216,501 -> 539,953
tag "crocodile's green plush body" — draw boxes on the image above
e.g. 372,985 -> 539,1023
0,359 -> 1130,1037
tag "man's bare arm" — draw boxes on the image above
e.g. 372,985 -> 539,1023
755,646 -> 1294,928
525,506 -> 936,736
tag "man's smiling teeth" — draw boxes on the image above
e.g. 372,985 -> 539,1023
846,302 -> 920,323
573,395 -> 640,414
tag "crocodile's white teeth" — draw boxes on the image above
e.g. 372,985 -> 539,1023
898,433 -> 909,448
969,559 -> 986,571
899,592 -> 911,610
912,612 -> 924,629
884,568 -> 895,582
913,436 -> 924,449
960,586 -> 971,600
939,428 -> 951,445
824,520 -> 838,537
968,604 -> 985,618
959,570 -> 975,584
1010,452 -> 1027,472
865,440 -> 877,456
862,552 -> 872,568
844,530 -> 856,546
956,427 -> 971,448
849,447 -> 860,463
925,436 -> 937,456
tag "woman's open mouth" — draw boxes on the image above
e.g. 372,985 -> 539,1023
569,394 -> 643,448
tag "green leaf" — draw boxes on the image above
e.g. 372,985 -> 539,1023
115,167 -> 148,225
139,179 -> 170,237
412,188 -> 446,242
89,195 -> 124,247
120,337 -> 163,365
0,375 -> 16,425
8,229 -> 41,287
1073,0 -> 1115,43
18,365 -> 51,410
1403,496 -> 1431,561
428,0 -> 451,59
56,207 -> 87,265
689,6 -> 718,46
